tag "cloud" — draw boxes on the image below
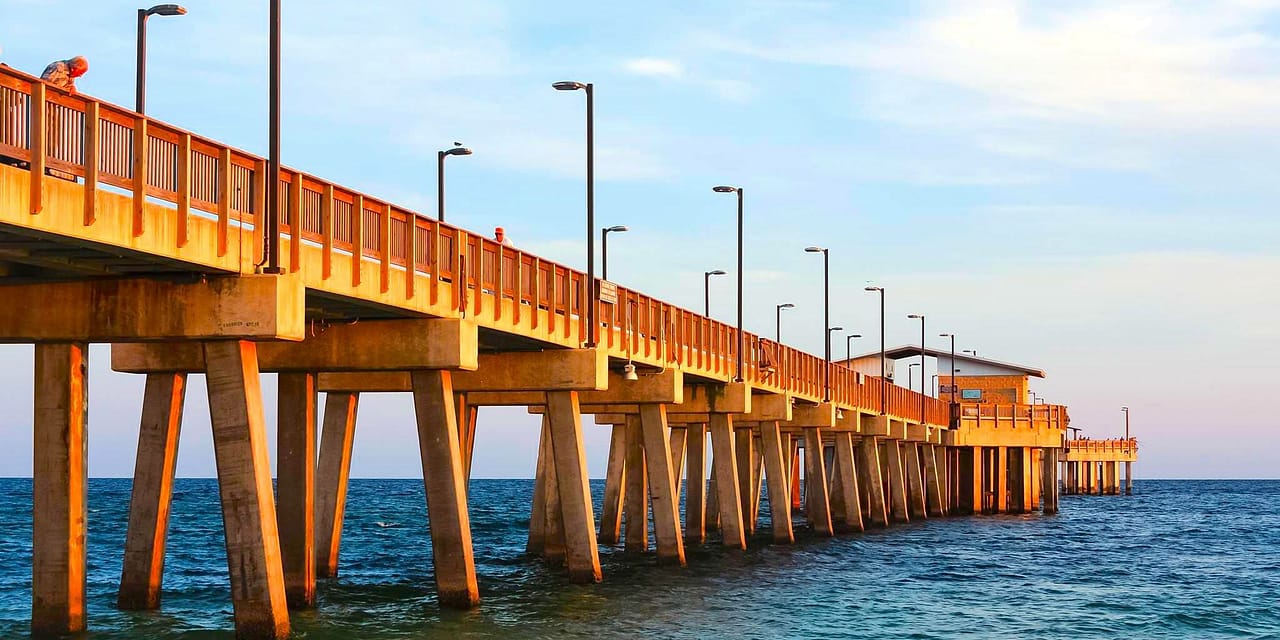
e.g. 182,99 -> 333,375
622,57 -> 685,79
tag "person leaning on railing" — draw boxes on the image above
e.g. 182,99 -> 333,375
40,56 -> 89,94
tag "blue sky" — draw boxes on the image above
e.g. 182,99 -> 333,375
0,0 -> 1277,478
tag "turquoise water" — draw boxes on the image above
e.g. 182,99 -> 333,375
0,479 -> 1276,638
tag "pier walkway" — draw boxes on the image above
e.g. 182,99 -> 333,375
2,65 -> 1077,637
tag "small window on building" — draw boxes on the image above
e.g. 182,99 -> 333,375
960,389 -> 982,400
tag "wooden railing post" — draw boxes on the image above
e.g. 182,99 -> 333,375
379,203 -> 391,292
176,132 -> 191,248
132,115 -> 148,237
320,185 -> 333,279
216,149 -> 231,257
405,214 -> 417,299
351,195 -> 363,287
29,83 -> 46,215
252,159 -> 266,271
82,101 -> 98,225
289,174 -> 302,272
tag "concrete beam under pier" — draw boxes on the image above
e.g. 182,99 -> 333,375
314,348 -> 606,392
0,275 -> 304,343
113,318 -> 478,373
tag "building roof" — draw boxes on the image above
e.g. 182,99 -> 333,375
839,345 -> 1046,378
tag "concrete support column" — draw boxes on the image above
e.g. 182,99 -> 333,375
923,444 -> 945,517
638,404 -> 686,566
1041,448 -> 1058,514
526,417 -> 566,562
904,442 -> 928,520
544,391 -> 602,582
32,343 -> 89,637
708,414 -> 746,549
735,428 -> 756,536
276,372 -> 316,609
789,437 -> 802,510
748,437 -> 765,534
996,447 -> 1009,513
118,373 -> 186,611
803,428 -> 834,535
669,426 -> 687,498
315,392 -> 359,579
202,341 -> 289,639
883,440 -> 909,522
623,415 -> 648,552
598,424 -> 627,545
760,421 -> 793,543
684,423 -> 707,544
410,370 -> 480,607
1125,461 -> 1134,495
831,432 -> 863,532
857,437 -> 888,527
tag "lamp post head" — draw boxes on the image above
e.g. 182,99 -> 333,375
605,225 -> 628,233
851,334 -> 862,339
145,4 -> 187,16
442,146 -> 472,157
552,81 -> 588,91
909,363 -> 920,369
706,269 -> 726,277
865,285 -> 882,292
829,326 -> 844,333
908,314 -> 923,319
778,303 -> 795,310
804,246 -> 827,254
712,185 -> 740,193
939,332 -> 952,338
1122,406 -> 1129,412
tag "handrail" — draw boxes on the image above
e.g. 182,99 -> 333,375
1,66 -> 951,424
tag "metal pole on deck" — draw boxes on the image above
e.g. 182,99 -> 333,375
866,286 -> 885,414
262,0 -> 284,274
136,4 -> 186,115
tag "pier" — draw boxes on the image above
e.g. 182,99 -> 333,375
1063,439 -> 1139,496
0,64 -> 1135,638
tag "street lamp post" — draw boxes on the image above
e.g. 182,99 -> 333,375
907,314 -> 926,423
553,80 -> 596,347
436,144 -> 472,223
601,225 -> 628,280
806,247 -> 831,401
908,362 -> 920,392
262,0 -> 284,275
713,185 -> 745,381
704,270 -> 726,317
775,303 -> 794,343
865,286 -> 885,414
845,333 -> 862,363
136,4 -> 187,114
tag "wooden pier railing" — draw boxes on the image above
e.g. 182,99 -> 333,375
0,65 -> 949,423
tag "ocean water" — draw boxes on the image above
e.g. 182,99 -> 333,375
0,479 -> 1276,639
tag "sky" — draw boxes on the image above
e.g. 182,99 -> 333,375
0,0 -> 1276,479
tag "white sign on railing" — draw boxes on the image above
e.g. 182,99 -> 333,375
598,280 -> 618,305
